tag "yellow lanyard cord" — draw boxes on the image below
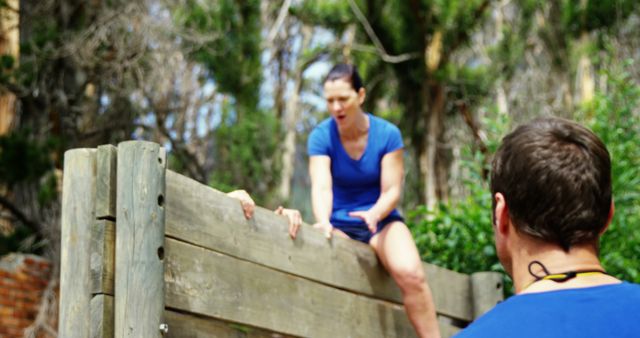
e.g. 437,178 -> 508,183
524,260 -> 610,289
541,271 -> 607,281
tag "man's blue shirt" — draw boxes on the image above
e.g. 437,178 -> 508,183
456,282 -> 640,337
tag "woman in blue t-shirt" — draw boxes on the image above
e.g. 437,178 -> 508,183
305,63 -> 440,338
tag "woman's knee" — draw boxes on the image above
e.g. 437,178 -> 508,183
391,263 -> 426,290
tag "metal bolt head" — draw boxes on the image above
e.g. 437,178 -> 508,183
159,323 -> 169,334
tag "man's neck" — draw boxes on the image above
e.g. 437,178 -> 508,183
510,242 -> 620,294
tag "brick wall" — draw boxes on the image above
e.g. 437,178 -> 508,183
0,253 -> 54,338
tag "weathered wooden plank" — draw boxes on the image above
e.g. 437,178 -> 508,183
425,263 -> 472,321
96,145 -> 117,220
164,170 -> 474,321
115,141 -> 167,338
165,170 -> 395,301
165,238 -> 416,338
164,310 -> 299,338
91,219 -> 115,295
59,148 -> 97,338
90,294 -> 114,338
439,317 -> 462,337
470,272 -> 504,319
164,309 -> 463,338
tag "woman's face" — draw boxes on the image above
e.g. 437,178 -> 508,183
323,78 -> 365,127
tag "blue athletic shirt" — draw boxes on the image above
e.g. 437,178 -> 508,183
455,282 -> 640,338
307,113 -> 403,228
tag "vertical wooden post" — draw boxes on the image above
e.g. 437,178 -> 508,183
115,141 -> 167,338
60,149 -> 97,338
470,272 -> 504,319
95,144 -> 118,220
90,145 -> 118,338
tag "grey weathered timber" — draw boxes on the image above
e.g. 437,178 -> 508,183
164,310 -> 298,338
470,272 -> 504,319
96,145 -> 117,219
91,219 -> 115,295
90,294 -> 115,338
164,169 -> 396,300
60,149 -> 97,338
425,264 -> 473,321
59,141 -> 502,338
91,146 -> 117,338
115,141 -> 167,338
164,170 -> 475,321
164,238 -> 416,338
439,319 -> 461,337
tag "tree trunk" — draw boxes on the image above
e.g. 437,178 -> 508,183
278,24 -> 312,202
420,29 -> 448,211
575,32 -> 594,105
421,82 -> 446,211
0,0 -> 19,135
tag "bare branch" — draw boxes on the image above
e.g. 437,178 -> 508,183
0,194 -> 41,233
346,0 -> 420,63
265,0 -> 292,46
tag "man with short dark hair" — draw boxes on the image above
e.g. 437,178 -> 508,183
456,117 -> 640,337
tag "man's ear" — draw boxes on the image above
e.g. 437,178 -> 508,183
494,192 -> 510,236
600,199 -> 615,235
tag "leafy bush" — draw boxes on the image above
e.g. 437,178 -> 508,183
580,63 -> 640,283
408,114 -> 511,290
408,162 -> 498,274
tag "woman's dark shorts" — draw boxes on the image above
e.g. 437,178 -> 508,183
334,214 -> 405,244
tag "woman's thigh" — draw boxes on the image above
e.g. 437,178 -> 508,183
369,221 -> 423,274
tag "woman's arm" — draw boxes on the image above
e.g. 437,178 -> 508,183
309,155 -> 334,237
349,148 -> 404,232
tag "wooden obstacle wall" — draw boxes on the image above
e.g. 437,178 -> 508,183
59,141 -> 503,338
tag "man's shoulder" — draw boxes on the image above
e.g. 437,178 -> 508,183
588,281 -> 640,298
612,281 -> 640,297
455,283 -> 640,337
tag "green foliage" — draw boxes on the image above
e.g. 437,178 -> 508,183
175,0 -> 263,113
210,108 -> 281,206
0,225 -> 43,256
37,171 -> 59,206
290,0 -> 351,29
0,132 -> 54,187
409,170 -> 498,274
558,0 -> 637,35
0,54 -> 14,69
173,0 -> 284,205
408,114 -> 509,276
0,54 -> 14,83
579,63 -> 640,283
441,63 -> 494,108
487,0 -> 538,80
437,0 -> 491,53
0,132 -> 58,256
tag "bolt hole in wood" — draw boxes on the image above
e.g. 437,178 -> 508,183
158,194 -> 164,207
157,247 -> 164,260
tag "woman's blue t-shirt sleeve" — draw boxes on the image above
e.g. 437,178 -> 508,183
385,123 -> 404,153
308,126 -> 329,156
